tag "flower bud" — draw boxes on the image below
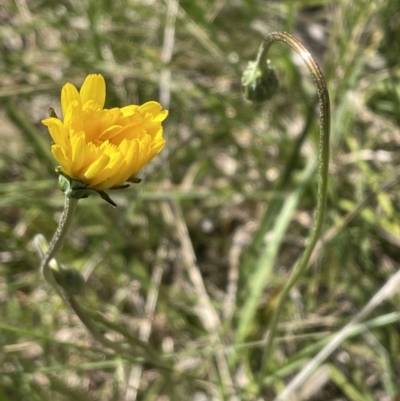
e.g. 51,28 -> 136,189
242,60 -> 279,102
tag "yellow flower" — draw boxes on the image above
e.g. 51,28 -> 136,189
42,74 -> 168,191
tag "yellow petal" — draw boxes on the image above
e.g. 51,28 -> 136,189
61,83 -> 81,120
70,132 -> 88,175
83,99 -> 103,112
109,123 -> 146,144
51,145 -> 71,172
42,118 -> 68,148
64,100 -> 82,130
152,109 -> 169,122
83,153 -> 110,182
100,165 -> 128,189
150,138 -> 166,156
120,105 -> 140,117
129,138 -> 151,175
80,74 -> 106,110
138,101 -> 162,116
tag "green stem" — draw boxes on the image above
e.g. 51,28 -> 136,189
257,32 -> 330,378
37,196 -> 124,351
39,196 -> 79,291
36,196 -> 167,365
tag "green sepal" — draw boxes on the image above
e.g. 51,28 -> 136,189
55,167 -> 143,207
126,177 -> 142,184
98,190 -> 117,207
57,170 -> 89,198
110,184 -> 130,190
56,167 -> 117,207
48,107 -> 58,118
242,60 -> 279,102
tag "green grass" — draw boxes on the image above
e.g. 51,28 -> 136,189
1,0 -> 400,400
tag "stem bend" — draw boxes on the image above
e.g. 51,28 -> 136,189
246,32 -> 331,378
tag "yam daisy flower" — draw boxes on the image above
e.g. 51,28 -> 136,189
42,74 -> 168,205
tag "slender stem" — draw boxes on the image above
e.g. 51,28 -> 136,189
258,32 -> 330,378
39,196 -> 79,292
36,197 -> 121,349
36,197 -> 168,366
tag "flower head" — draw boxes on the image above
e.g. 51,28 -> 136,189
42,74 -> 168,194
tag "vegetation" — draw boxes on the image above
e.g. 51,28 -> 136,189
1,0 -> 400,399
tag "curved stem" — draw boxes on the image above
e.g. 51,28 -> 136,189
36,197 -> 121,349
39,196 -> 79,292
35,198 -> 165,364
258,32 -> 330,378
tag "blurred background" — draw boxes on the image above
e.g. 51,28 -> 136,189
1,0 -> 400,400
